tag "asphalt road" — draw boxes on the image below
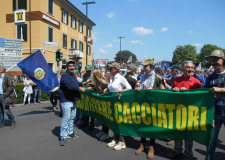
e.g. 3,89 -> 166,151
0,102 -> 224,160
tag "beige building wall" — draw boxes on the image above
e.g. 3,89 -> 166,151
0,0 -> 94,73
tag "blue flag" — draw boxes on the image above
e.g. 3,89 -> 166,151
17,50 -> 59,93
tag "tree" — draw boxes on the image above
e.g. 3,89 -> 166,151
199,44 -> 225,63
172,45 -> 198,64
114,50 -> 137,64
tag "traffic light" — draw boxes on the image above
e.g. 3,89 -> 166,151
56,49 -> 63,62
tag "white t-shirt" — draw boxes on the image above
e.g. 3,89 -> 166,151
108,73 -> 132,92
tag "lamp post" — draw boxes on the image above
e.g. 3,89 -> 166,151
82,1 -> 95,66
118,36 -> 125,63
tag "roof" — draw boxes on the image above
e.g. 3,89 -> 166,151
62,0 -> 96,27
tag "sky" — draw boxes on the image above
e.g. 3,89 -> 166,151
70,0 -> 225,62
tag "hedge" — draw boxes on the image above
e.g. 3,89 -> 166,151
15,83 -> 50,104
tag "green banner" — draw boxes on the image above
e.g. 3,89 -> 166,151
77,89 -> 215,145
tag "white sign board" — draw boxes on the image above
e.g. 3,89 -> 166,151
0,38 -> 22,71
42,41 -> 59,47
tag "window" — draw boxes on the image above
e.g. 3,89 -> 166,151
71,39 -> 77,49
17,24 -> 27,41
87,27 -> 91,37
79,41 -> 83,52
48,0 -> 54,15
63,34 -> 67,48
71,16 -> 76,29
62,9 -> 68,24
13,0 -> 27,11
78,21 -> 83,33
48,27 -> 53,42
48,63 -> 53,69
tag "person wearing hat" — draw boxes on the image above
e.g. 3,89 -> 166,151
125,64 -> 137,89
205,50 -> 225,160
135,58 -> 166,159
0,65 -> 16,128
167,64 -> 182,86
104,62 -> 132,151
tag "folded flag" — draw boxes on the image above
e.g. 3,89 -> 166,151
17,50 -> 59,93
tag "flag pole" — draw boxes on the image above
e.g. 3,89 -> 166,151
6,64 -> 18,72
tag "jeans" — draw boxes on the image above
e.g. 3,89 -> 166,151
0,95 -> 16,124
206,116 -> 225,160
174,140 -> 193,157
4,105 -> 16,123
34,88 -> 41,103
102,124 -> 109,134
60,101 -> 77,140
0,95 -> 4,125
50,92 -> 58,107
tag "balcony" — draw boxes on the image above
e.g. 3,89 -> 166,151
69,49 -> 84,59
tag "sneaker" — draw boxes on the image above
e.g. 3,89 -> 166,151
96,131 -> 104,138
107,140 -> 117,147
11,122 -> 16,129
113,141 -> 126,150
59,139 -> 66,146
167,140 -> 175,145
53,107 -> 57,111
99,133 -> 109,141
67,133 -> 79,139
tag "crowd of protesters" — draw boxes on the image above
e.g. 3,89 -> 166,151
0,49 -> 224,160
56,49 -> 225,160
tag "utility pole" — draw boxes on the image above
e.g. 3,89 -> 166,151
82,1 -> 95,66
118,36 -> 125,63
29,0 -> 31,54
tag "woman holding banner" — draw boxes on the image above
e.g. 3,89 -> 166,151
103,62 -> 132,151
92,69 -> 110,141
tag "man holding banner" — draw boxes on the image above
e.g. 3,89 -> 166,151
135,58 -> 165,159
169,60 -> 202,160
205,50 -> 225,160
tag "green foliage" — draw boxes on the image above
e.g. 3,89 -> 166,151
114,50 -> 137,64
172,45 -> 198,64
14,83 -> 49,104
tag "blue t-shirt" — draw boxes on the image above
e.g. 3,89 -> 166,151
205,71 -> 225,116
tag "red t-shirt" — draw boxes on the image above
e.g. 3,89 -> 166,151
172,76 -> 202,89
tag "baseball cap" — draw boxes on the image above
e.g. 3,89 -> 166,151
85,65 -> 93,71
127,64 -> 136,72
171,64 -> 182,71
141,58 -> 155,66
74,70 -> 79,74
109,62 -> 120,70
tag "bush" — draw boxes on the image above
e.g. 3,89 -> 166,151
15,83 -> 50,104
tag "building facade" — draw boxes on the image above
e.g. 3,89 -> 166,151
0,0 -> 95,73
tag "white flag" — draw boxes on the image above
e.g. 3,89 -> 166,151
127,55 -> 132,63
196,62 -> 202,70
